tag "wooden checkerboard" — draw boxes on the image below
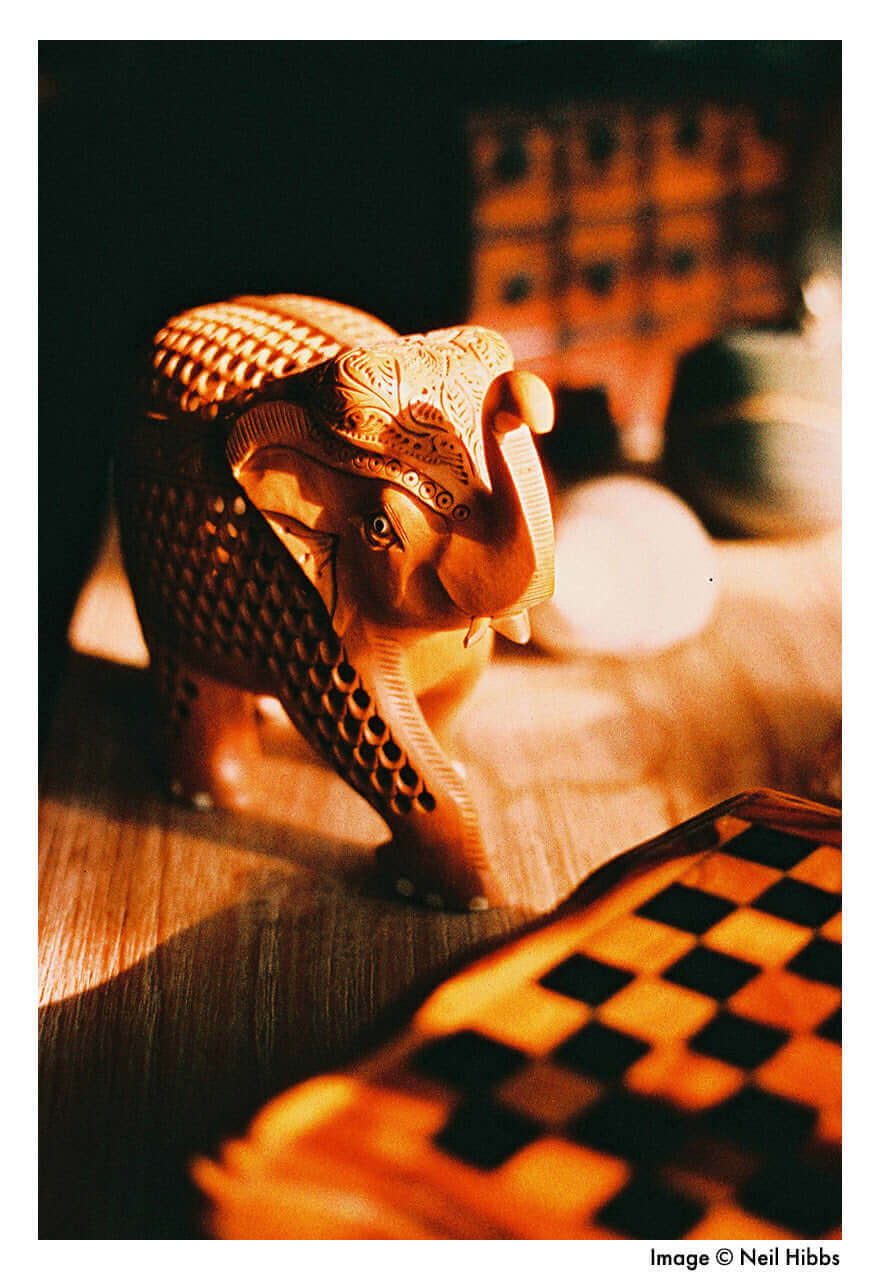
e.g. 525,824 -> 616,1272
194,790 -> 841,1240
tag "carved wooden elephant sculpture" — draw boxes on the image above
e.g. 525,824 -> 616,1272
116,294 -> 555,909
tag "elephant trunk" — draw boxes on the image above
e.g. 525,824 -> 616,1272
436,370 -> 555,644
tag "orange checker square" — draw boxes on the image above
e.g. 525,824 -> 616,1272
702,907 -> 812,967
681,851 -> 783,905
817,1104 -> 842,1146
466,983 -> 590,1056
497,1136 -> 629,1220
355,1083 -> 449,1141
583,912 -> 696,975
789,845 -> 841,894
364,1104 -> 458,1170
820,913 -> 842,943
755,1034 -> 841,1111
312,1078 -> 450,1153
687,1203 -> 795,1241
496,1060 -> 605,1128
727,968 -> 841,1035
598,975 -> 717,1043
626,1041 -> 744,1111
713,816 -> 752,845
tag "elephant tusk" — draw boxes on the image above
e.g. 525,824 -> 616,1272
490,611 -> 531,644
464,616 -> 492,649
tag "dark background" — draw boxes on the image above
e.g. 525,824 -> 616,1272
38,40 -> 840,747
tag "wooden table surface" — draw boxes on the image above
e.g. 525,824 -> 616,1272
39,520 -> 841,1238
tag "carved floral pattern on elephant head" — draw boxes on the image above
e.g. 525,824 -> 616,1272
226,325 -> 555,651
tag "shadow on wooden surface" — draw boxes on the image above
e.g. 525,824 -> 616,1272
40,654 -> 383,882
39,657 -> 534,1237
39,892 -> 529,1239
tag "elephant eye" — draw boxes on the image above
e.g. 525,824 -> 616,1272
362,510 -> 399,550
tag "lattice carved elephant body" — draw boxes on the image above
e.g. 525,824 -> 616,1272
116,294 -> 555,909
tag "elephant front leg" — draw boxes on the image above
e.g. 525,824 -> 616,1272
266,617 -> 504,909
333,620 -> 506,911
150,645 -> 264,812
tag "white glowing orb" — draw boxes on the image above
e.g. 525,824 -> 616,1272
532,476 -> 719,658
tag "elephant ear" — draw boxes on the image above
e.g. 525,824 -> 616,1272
227,402 -> 356,636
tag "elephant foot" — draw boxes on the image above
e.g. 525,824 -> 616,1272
375,839 -> 504,913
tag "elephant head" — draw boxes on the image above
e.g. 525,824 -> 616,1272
226,325 -> 555,648
224,324 -> 555,908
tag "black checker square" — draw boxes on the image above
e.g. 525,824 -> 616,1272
817,1005 -> 842,1044
569,1090 -> 690,1164
738,1152 -> 841,1237
539,952 -> 635,1006
690,1011 -> 788,1070
433,1097 -> 541,1170
704,1085 -> 817,1153
596,1175 -> 705,1239
751,878 -> 840,929
635,883 -> 736,934
411,1030 -> 526,1092
721,823 -> 820,871
553,1019 -> 651,1082
663,945 -> 759,1000
788,936 -> 842,988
